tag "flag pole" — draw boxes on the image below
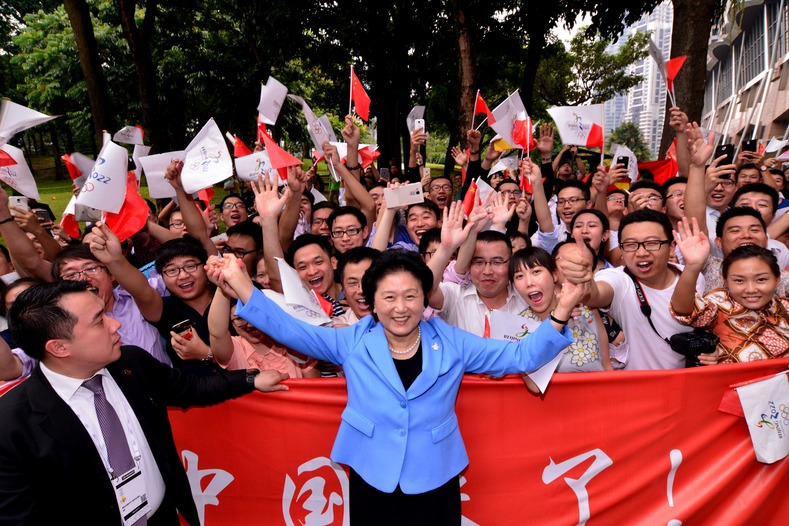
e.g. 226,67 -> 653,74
471,90 -> 479,130
349,65 -> 354,117
600,105 -> 605,167
475,117 -> 488,131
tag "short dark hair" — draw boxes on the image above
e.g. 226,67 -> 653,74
607,188 -> 628,206
418,228 -> 442,255
476,230 -> 512,253
337,246 -> 380,283
0,244 -> 10,263
716,207 -> 766,239
735,163 -> 760,181
509,247 -> 555,282
629,179 -> 666,200
362,249 -> 433,308
722,245 -> 779,279
225,220 -> 263,251
556,179 -> 591,201
618,209 -> 673,241
732,183 -> 779,215
300,190 -> 315,209
328,206 -> 367,230
406,199 -> 440,221
312,201 -> 339,216
430,176 -> 453,188
662,176 -> 688,195
509,231 -> 531,248
552,239 -> 599,271
155,235 -> 208,274
495,179 -> 519,192
51,244 -> 100,281
8,280 -> 89,361
285,233 -> 333,267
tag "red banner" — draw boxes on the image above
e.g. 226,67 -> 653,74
169,359 -> 789,525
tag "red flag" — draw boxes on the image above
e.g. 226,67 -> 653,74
758,141 -> 765,156
61,154 -> 81,179
259,131 -> 302,181
474,93 -> 496,125
358,146 -> 380,169
483,314 -> 490,338
665,139 -> 678,160
313,291 -> 335,317
462,179 -> 478,218
513,117 -> 536,150
665,56 -> 687,93
460,147 -> 470,185
585,123 -> 604,149
0,150 -> 15,167
198,187 -> 214,208
351,69 -> 371,122
256,118 -> 267,144
59,213 -> 80,239
637,158 -> 679,185
233,136 -> 253,158
102,172 -> 149,242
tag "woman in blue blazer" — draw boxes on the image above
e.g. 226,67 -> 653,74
212,249 -> 584,524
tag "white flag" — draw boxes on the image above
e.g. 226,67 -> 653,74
546,105 -> 605,149
490,92 -> 527,148
273,257 -> 332,326
113,125 -> 145,145
765,138 -> 789,154
0,144 -> 40,200
68,151 -> 97,190
131,144 -> 151,181
610,143 -> 639,182
489,156 -> 519,176
234,150 -> 281,185
76,140 -> 128,213
647,38 -> 669,88
318,115 -> 338,142
737,372 -> 789,464
288,94 -> 333,155
138,150 -> 185,199
0,100 -> 57,145
180,119 -> 233,194
257,76 -> 288,125
406,106 -> 426,134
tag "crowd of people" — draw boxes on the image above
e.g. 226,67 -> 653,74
1,108 -> 789,523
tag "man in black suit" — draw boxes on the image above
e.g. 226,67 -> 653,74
0,280 -> 288,525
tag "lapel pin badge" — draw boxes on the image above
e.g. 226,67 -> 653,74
432,343 -> 439,351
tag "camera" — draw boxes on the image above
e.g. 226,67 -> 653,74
669,329 -> 719,367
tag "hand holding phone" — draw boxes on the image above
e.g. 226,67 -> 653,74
171,320 -> 194,341
615,156 -> 630,170
713,144 -> 735,166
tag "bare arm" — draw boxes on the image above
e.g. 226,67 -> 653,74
683,123 -> 716,236
252,173 -> 290,294
207,286 -> 235,367
524,158 -> 553,233
670,107 -> 690,178
165,160 -> 219,256
670,218 -> 708,316
279,166 -> 309,253
370,185 -> 399,251
0,339 -> 23,381
0,188 -> 53,281
324,141 -> 376,227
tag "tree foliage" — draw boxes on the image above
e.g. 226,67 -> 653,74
608,121 -> 652,161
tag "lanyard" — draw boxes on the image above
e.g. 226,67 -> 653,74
623,267 -> 670,344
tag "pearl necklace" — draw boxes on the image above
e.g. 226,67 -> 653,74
388,326 -> 421,355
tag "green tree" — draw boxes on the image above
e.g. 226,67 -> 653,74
534,29 -> 650,108
607,121 -> 652,161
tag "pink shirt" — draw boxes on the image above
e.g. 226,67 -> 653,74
225,336 -> 318,378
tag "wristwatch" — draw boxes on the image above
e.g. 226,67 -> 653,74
246,368 -> 260,388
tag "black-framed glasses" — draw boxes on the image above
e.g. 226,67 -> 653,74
422,250 -> 437,259
221,247 -> 258,258
330,227 -> 363,239
162,262 -> 201,278
499,190 -> 523,197
557,197 -> 587,206
620,240 -> 671,252
470,257 -> 510,268
666,190 -> 685,200
222,202 -> 246,211
169,220 -> 185,228
61,265 -> 106,281
430,184 -> 452,192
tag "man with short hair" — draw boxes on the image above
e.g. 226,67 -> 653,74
661,177 -> 687,230
332,246 -> 380,327
371,199 -> 442,252
218,194 -> 249,228
0,280 -> 286,525
735,163 -> 763,188
310,201 -> 338,237
221,220 -> 263,272
427,176 -> 454,211
581,209 -> 709,370
730,182 -> 789,267
327,206 -> 368,254
627,180 -> 666,214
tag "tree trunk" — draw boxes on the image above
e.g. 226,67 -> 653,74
49,123 -> 64,181
116,0 -> 167,152
63,0 -> 117,145
659,0 -> 717,158
521,27 -> 547,114
452,1 -> 475,175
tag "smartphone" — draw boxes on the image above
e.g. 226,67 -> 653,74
380,167 -> 390,181
33,209 -> 50,223
384,182 -> 425,208
742,139 -> 758,153
616,156 -> 630,169
171,319 -> 194,341
414,118 -> 426,135
713,144 -> 735,166
8,196 -> 29,212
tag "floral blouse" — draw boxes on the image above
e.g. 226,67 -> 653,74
671,289 -> 789,364
518,306 -> 605,372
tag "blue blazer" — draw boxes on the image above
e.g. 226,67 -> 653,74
237,288 -> 573,493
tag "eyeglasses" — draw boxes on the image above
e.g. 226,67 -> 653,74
161,261 -> 201,278
61,265 -> 106,281
606,196 -> 626,203
430,184 -> 452,192
422,250 -> 437,259
470,257 -> 510,268
169,220 -> 185,228
557,197 -> 587,206
639,195 -> 663,203
666,190 -> 685,200
714,179 -> 735,189
331,227 -> 363,238
620,240 -> 671,252
499,190 -> 523,197
312,217 -> 328,226
222,202 -> 246,211
221,246 -> 258,258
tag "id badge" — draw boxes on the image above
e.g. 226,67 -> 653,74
113,466 -> 151,526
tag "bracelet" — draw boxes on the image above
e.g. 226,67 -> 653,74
345,163 -> 360,171
469,150 -> 481,155
549,312 -> 569,325
0,217 -> 14,225
203,351 -> 214,364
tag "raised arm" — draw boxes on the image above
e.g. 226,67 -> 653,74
670,107 -> 690,178
523,158 -> 553,233
252,172 -> 290,293
369,183 -> 400,251
323,141 -> 375,226
279,165 -> 309,253
427,201 -> 478,310
0,188 -> 53,281
11,209 -> 62,262
683,123 -> 716,235
164,160 -> 219,257
89,221 -> 164,322
207,285 -> 235,367
669,218 -> 709,316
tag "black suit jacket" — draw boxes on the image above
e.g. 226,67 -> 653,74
0,346 -> 253,526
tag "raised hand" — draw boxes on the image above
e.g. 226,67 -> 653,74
340,115 -> 360,148
466,129 -> 482,151
490,191 -> 516,229
410,127 -> 428,150
669,107 -> 689,134
287,162 -> 308,195
591,166 -> 610,194
321,141 -> 342,168
558,230 -> 595,285
451,146 -> 468,168
441,200 -> 474,250
705,154 -> 736,189
468,192 -> 493,234
686,122 -> 715,168
89,222 -> 124,264
608,163 -> 629,185
165,159 -> 185,190
673,217 -> 709,270
515,197 -> 532,222
537,123 -> 554,156
252,172 -> 289,219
